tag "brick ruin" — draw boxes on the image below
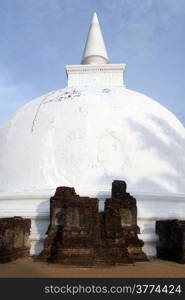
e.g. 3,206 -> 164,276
103,180 -> 147,263
39,180 -> 148,265
2,186 -> 185,266
39,186 -> 100,265
0,217 -> 31,263
156,220 -> 185,264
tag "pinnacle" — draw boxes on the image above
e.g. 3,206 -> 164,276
81,13 -> 109,65
92,12 -> 98,23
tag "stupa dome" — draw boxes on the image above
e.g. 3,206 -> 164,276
0,85 -> 185,195
0,12 -> 185,257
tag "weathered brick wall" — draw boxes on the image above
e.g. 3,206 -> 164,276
39,182 -> 147,265
0,217 -> 31,263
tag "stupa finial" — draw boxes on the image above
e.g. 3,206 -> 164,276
81,12 -> 109,65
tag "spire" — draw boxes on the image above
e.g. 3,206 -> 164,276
81,12 -> 109,65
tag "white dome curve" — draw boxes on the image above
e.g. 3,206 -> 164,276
0,86 -> 185,195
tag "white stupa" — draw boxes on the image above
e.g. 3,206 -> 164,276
0,13 -> 185,256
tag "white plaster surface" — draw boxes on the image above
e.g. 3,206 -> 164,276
0,86 -> 185,195
66,64 -> 125,87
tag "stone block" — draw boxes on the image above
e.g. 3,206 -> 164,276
0,217 -> 31,263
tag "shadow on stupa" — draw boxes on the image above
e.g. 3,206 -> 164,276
126,113 -> 185,193
33,199 -> 50,255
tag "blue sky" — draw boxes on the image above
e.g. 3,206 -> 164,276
0,0 -> 185,126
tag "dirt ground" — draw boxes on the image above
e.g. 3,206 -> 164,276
0,257 -> 184,278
